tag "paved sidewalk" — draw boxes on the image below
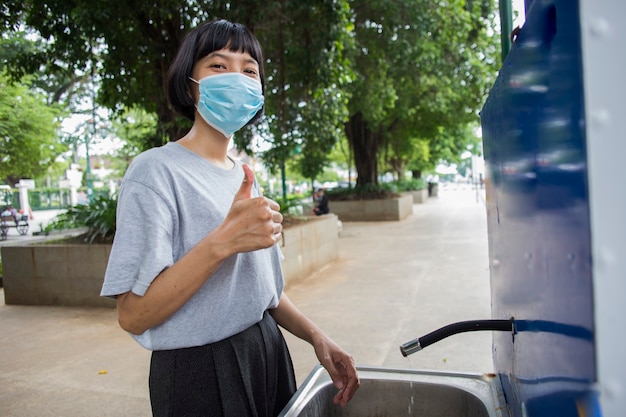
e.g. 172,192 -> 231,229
0,188 -> 492,417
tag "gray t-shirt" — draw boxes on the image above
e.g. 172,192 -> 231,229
101,142 -> 284,351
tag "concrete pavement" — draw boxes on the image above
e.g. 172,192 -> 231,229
0,187 -> 492,416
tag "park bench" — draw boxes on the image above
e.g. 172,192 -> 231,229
0,212 -> 29,240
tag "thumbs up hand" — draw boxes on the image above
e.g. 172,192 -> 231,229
217,164 -> 283,255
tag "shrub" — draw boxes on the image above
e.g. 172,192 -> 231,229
324,179 -> 425,201
326,184 -> 400,201
47,194 -> 117,244
392,178 -> 427,192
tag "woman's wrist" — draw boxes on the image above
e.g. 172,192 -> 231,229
201,225 -> 235,261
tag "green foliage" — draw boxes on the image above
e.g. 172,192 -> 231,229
250,0 -> 354,180
326,183 -> 399,201
47,194 -> 117,243
265,192 -> 308,216
34,160 -> 71,188
0,73 -> 66,186
345,0 -> 499,188
385,136 -> 430,180
3,0 -> 204,145
108,107 -> 158,177
317,168 -> 342,184
391,178 -> 427,192
3,0 -> 497,190
4,0 -> 354,176
325,175 -> 426,201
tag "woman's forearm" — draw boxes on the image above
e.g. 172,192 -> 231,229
270,293 -> 322,345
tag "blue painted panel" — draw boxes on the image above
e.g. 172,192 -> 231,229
480,1 -> 597,416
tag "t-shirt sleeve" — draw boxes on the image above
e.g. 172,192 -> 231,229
101,178 -> 175,298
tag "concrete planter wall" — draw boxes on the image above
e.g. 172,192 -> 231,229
329,194 -> 413,222
281,214 -> 339,287
0,215 -> 339,306
1,243 -> 115,307
402,189 -> 429,204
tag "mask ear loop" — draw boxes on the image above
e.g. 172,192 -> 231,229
188,77 -> 200,111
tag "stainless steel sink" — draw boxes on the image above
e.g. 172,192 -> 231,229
278,366 -> 509,417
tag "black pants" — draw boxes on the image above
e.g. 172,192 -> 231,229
149,312 -> 297,417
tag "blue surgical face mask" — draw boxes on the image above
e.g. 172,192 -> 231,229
189,72 -> 264,138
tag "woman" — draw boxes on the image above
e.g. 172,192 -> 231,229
101,19 -> 359,417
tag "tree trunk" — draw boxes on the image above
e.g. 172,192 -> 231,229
345,112 -> 379,188
411,170 -> 422,179
388,157 -> 405,181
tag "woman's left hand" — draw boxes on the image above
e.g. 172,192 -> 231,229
313,335 -> 360,407
269,293 -> 360,406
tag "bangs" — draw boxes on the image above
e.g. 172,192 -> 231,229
196,20 -> 263,65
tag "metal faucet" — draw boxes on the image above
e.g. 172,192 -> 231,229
400,319 -> 514,357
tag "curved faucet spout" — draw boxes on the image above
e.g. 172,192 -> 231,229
400,319 -> 514,357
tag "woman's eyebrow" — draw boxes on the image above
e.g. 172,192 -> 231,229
206,51 -> 229,59
206,51 -> 258,66
244,57 -> 259,66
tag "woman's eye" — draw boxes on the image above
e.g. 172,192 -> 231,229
244,68 -> 258,75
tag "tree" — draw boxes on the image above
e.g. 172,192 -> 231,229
109,107 -> 157,178
2,0 -> 192,145
385,136 -> 429,181
251,1 -> 354,183
1,30 -> 119,175
3,0 -> 498,192
345,0 -> 499,188
2,0 -> 353,184
0,74 -> 66,186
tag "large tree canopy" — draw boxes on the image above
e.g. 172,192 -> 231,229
345,0 -> 498,187
4,0 -> 203,146
253,1 -> 353,181
0,74 -> 65,186
2,0 -> 352,181
2,0 -> 498,190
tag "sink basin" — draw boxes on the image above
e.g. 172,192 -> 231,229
278,366 -> 509,417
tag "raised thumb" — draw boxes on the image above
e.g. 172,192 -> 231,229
234,164 -> 255,200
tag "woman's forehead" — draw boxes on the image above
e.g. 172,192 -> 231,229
204,49 -> 258,64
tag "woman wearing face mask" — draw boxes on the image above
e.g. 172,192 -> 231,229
101,19 -> 359,417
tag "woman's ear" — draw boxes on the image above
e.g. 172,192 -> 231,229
186,79 -> 198,105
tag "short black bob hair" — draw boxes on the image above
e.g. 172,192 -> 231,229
166,19 -> 265,123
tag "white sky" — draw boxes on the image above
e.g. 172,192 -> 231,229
513,0 -> 527,27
